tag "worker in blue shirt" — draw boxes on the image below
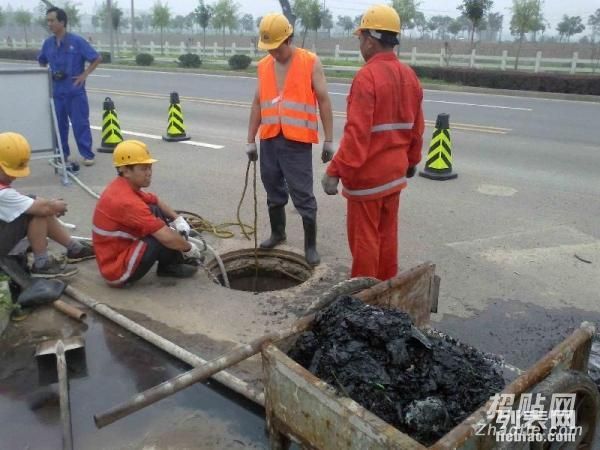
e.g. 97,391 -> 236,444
38,7 -> 101,168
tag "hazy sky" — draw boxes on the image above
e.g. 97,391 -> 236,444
1,0 -> 598,31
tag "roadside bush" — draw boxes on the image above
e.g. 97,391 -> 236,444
0,49 -> 38,61
99,51 -> 111,64
178,53 -> 201,68
228,54 -> 252,70
411,65 -> 600,96
135,53 -> 154,66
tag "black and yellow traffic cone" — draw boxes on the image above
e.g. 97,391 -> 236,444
162,92 -> 191,142
419,113 -> 457,180
97,97 -> 123,153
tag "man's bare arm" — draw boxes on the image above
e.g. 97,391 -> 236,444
247,87 -> 262,143
312,58 -> 333,142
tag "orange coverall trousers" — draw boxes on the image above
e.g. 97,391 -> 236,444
346,192 -> 400,280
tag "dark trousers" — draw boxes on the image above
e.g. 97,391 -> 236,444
127,206 -> 182,283
259,134 -> 317,221
0,214 -> 29,257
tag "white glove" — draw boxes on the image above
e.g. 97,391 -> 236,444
321,173 -> 339,195
246,142 -> 258,162
182,242 -> 204,260
172,216 -> 191,237
321,141 -> 335,163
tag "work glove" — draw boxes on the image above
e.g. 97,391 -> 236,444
321,141 -> 334,163
246,142 -> 258,162
406,166 -> 417,178
321,173 -> 339,195
182,242 -> 204,260
172,215 -> 191,238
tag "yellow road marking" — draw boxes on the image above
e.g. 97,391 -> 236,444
89,88 -> 510,135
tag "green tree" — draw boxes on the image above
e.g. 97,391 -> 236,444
152,1 -> 170,55
510,0 -> 542,69
487,12 -> 503,42
240,13 -> 254,35
590,9 -> 600,40
62,1 -> 81,30
447,18 -> 463,38
320,8 -> 333,39
556,15 -> 585,42
212,0 -> 239,56
414,11 -> 427,38
293,0 -> 322,48
458,0 -> 493,48
0,7 -> 5,29
14,9 -> 33,48
194,0 -> 213,54
91,15 -> 100,31
337,15 -> 353,36
171,14 -> 186,32
588,9 -> 600,72
429,15 -> 453,40
391,0 -> 419,46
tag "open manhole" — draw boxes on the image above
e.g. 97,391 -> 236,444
206,248 -> 313,292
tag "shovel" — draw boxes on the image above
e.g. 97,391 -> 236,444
35,336 -> 86,450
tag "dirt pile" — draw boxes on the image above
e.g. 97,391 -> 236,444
288,296 -> 505,445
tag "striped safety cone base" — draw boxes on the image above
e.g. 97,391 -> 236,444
419,113 -> 458,181
97,97 -> 123,153
162,92 -> 191,142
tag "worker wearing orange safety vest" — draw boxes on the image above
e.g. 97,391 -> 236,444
246,13 -> 334,266
322,5 -> 424,280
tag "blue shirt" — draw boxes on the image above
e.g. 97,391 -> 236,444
38,32 -> 99,97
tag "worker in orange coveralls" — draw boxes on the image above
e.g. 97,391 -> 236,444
322,4 -> 424,280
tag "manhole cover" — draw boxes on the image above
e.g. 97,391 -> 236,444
206,249 -> 313,293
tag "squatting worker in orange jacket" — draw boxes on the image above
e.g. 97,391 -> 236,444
92,140 -> 205,287
322,5 -> 424,280
246,13 -> 334,267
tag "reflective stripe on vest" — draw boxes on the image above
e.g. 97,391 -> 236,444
371,122 -> 414,133
343,176 -> 407,197
92,225 -> 144,285
261,116 -> 318,130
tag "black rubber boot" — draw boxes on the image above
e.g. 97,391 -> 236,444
260,205 -> 287,249
303,217 -> 320,266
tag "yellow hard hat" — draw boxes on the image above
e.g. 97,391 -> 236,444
258,13 -> 293,50
355,4 -> 401,35
0,132 -> 31,178
113,140 -> 157,168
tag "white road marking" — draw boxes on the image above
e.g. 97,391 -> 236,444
90,125 -> 224,149
90,74 -> 111,78
330,91 -> 532,111
424,99 -> 532,111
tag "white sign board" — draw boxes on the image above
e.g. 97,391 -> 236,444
0,68 -> 56,154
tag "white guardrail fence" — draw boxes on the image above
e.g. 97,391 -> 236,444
2,38 -> 598,74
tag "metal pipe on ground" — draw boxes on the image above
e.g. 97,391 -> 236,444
93,277 -> 380,428
94,313 -> 316,428
63,285 -> 264,406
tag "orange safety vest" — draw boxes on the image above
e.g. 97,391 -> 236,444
258,48 -> 319,144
